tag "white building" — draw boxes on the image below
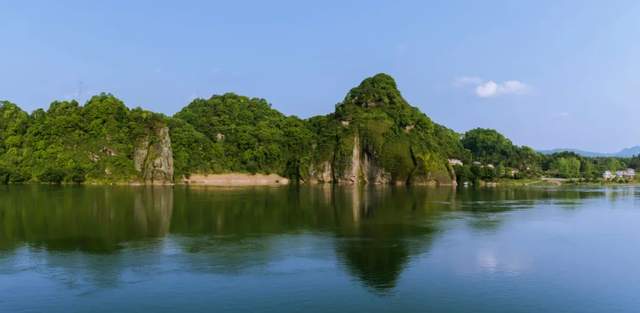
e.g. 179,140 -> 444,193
622,168 -> 636,178
604,168 -> 635,180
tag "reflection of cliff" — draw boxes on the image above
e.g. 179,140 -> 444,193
133,187 -> 174,237
0,186 -> 174,252
165,186 -> 459,290
0,185 -> 609,294
332,187 -> 455,292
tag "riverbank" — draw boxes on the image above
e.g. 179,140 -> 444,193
181,173 -> 290,186
478,177 -> 640,187
5,174 -> 640,187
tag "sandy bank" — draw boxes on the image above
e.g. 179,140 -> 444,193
182,173 -> 290,186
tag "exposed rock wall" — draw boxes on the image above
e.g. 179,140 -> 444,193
311,136 -> 392,185
363,152 -> 392,184
310,135 -> 454,186
134,126 -> 174,184
336,136 -> 362,184
309,161 -> 334,184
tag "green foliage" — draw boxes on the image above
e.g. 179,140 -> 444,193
173,93 -> 314,178
453,164 -> 474,184
0,74 -> 634,186
38,168 -> 66,184
380,138 -> 414,182
315,73 -> 465,184
462,128 -> 539,170
580,160 -> 596,179
538,152 -> 629,181
0,101 -> 30,177
69,166 -> 87,184
551,157 -> 581,178
168,118 -> 221,178
462,129 -> 512,163
604,158 -> 622,172
0,166 -> 9,184
340,73 -> 405,109
0,94 -> 170,184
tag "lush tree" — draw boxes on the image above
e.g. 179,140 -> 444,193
173,93 -> 314,177
1,74 -> 635,185
0,95 -> 173,183
551,157 -> 581,178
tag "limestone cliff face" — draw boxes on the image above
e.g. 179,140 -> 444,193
307,133 -> 456,186
333,136 -> 393,185
362,151 -> 393,184
134,126 -> 174,184
306,73 -> 461,186
309,161 -> 333,183
336,136 -> 362,184
309,136 -> 393,185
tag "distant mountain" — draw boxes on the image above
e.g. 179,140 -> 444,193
616,146 -> 640,157
539,146 -> 640,158
538,148 -> 608,157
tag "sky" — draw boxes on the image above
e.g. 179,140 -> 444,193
1,0 -> 640,152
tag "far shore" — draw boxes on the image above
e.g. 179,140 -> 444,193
4,173 -> 639,187
181,173 -> 290,186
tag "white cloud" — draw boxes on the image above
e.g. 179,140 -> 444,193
475,81 -> 498,97
455,77 -> 531,98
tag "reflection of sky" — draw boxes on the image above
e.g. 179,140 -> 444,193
3,187 -> 640,312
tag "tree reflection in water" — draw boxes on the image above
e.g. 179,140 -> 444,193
0,185 -> 607,293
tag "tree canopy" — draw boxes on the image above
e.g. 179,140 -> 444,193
0,74 -> 636,185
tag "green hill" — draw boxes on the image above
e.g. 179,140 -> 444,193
2,73 -> 624,185
0,95 -> 173,184
305,73 -> 465,185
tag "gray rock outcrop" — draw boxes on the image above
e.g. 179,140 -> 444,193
134,126 -> 174,184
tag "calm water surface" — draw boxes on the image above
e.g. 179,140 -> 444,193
1,185 -> 639,312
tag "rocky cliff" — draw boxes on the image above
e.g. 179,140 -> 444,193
134,126 -> 174,184
306,74 -> 461,186
0,74 -> 465,186
321,135 -> 393,185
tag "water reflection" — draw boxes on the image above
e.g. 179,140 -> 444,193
0,185 -> 615,293
0,186 -> 173,252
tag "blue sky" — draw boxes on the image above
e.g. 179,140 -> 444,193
2,0 -> 640,152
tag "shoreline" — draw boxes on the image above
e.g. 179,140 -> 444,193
3,172 -> 639,187
181,173 -> 290,186
4,178 -> 640,188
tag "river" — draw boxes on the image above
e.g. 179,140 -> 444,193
1,185 -> 638,312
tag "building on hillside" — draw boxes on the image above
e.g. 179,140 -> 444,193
602,170 -> 613,180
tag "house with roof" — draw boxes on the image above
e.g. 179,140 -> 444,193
604,168 -> 635,181
618,168 -> 636,179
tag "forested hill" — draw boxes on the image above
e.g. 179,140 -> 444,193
169,73 -> 470,185
0,74 -> 633,185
